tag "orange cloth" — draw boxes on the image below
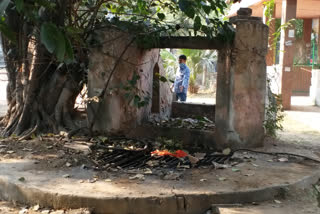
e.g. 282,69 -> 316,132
151,150 -> 188,158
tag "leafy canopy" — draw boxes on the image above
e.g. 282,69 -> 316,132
0,0 -> 232,63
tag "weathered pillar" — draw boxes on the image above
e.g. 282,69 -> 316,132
279,0 -> 297,110
215,8 -> 268,149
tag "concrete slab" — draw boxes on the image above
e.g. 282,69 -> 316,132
0,156 -> 319,214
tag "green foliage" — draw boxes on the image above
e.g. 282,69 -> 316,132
0,0 -> 10,16
119,73 -> 150,108
160,49 -> 179,80
161,48 -> 217,91
1,0 -> 232,63
156,137 -> 183,152
263,0 -> 275,26
0,0 -> 233,114
15,0 -> 24,13
40,23 -> 74,62
0,18 -> 16,43
264,84 -> 284,137
295,19 -> 303,39
155,72 -> 168,83
272,19 -> 296,50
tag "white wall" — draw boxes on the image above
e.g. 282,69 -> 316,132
267,65 -> 282,95
310,69 -> 320,106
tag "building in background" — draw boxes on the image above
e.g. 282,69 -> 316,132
229,0 -> 320,109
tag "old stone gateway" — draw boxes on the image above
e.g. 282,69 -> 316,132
87,8 -> 268,150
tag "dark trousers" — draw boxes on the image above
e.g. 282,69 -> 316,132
176,92 -> 187,102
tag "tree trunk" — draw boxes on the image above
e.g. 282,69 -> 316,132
1,38 -> 83,137
202,67 -> 207,86
0,2 -> 84,137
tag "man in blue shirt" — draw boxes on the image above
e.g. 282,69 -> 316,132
173,55 -> 190,102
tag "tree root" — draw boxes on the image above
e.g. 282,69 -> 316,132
18,124 -> 38,141
67,127 -> 91,139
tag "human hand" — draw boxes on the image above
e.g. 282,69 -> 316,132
179,86 -> 183,92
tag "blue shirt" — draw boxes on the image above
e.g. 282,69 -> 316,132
174,63 -> 190,94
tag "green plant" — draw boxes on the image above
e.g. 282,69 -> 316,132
0,0 -> 233,137
118,73 -> 150,108
160,49 -> 179,80
156,137 -> 183,152
188,71 -> 199,94
161,49 -> 217,91
264,83 -> 284,137
263,0 -> 275,26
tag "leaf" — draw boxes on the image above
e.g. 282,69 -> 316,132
33,205 -> 40,211
202,5 -> 211,15
222,148 -> 231,155
64,37 -> 74,63
0,21 -> 16,43
194,16 -> 201,32
55,31 -> 66,62
274,200 -> 282,204
63,174 -> 71,178
98,136 -> 108,143
179,0 -> 195,18
185,7 -> 195,19
157,13 -> 165,20
159,76 -> 167,82
18,177 -> 26,182
218,177 -> 226,181
231,168 -> 240,172
31,133 -> 36,139
15,0 -> 24,13
278,157 -> 288,162
134,95 -> 141,106
129,174 -> 144,180
40,22 -> 66,61
0,0 -> 10,16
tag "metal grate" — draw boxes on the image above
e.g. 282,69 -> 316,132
91,147 -> 232,170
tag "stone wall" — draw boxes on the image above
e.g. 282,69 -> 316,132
88,29 -> 172,133
171,102 -> 215,121
88,8 -> 268,150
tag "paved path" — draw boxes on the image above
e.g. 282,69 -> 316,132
278,96 -> 320,152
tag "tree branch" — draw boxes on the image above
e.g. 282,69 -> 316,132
88,37 -> 136,133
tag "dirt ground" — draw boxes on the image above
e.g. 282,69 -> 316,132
0,201 -> 91,214
187,91 -> 215,104
1,97 -> 320,213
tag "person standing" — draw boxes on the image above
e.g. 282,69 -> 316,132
173,55 -> 190,102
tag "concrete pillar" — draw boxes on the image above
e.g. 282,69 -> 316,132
215,8 -> 268,149
279,0 -> 297,110
264,3 -> 277,66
